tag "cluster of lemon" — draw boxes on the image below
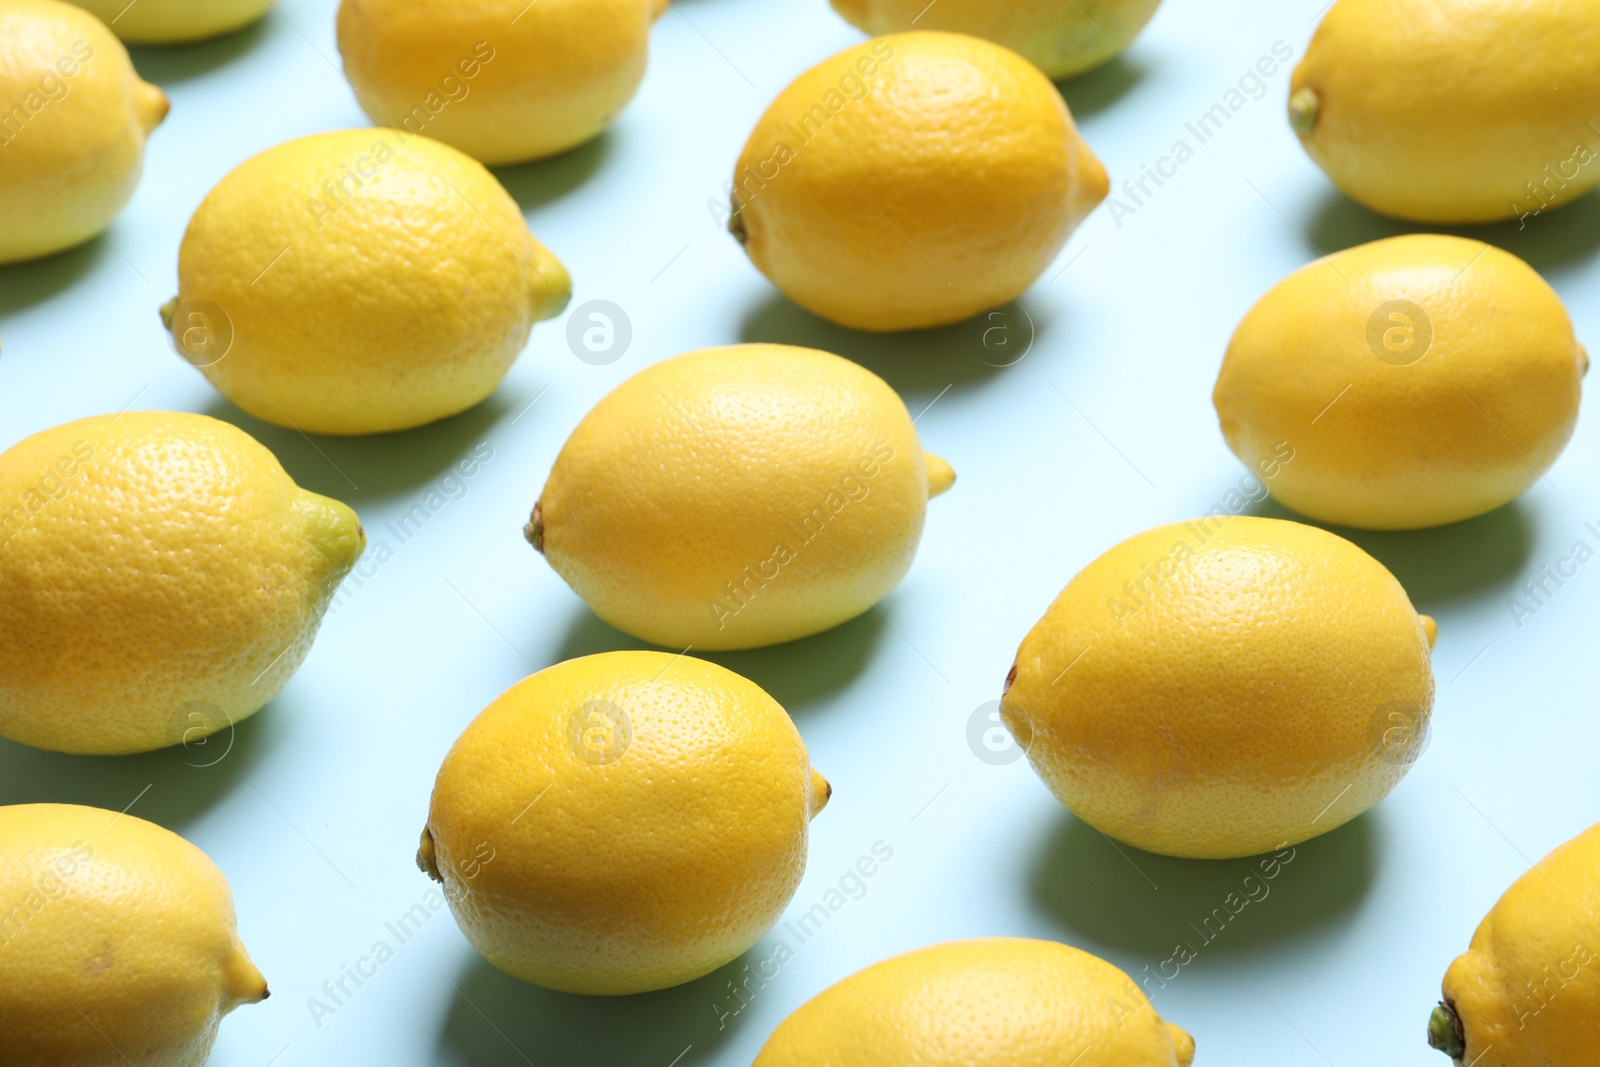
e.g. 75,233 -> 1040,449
0,0 -> 1597,1064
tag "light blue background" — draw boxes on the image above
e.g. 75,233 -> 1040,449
3,0 -> 1598,1064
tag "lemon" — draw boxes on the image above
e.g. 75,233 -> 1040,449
337,0 -> 657,166
0,803 -> 266,1067
829,0 -> 1164,80
0,411 -> 363,755
419,651 -> 830,995
1430,819 -> 1600,1065
528,343 -> 954,651
1215,235 -> 1584,530
165,128 -> 570,435
1001,516 -> 1436,860
0,0 -> 167,265
754,937 -> 1194,1066
1290,0 -> 1600,223
66,0 -> 273,43
730,31 -> 1107,332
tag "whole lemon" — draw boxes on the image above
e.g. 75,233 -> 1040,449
1214,235 -> 1585,530
66,0 -> 273,43
1290,0 -> 1600,223
0,411 -> 364,755
418,651 -> 830,995
1430,819 -> 1600,1065
0,804 -> 267,1067
336,0 -> 657,165
0,0 -> 167,265
754,937 -> 1194,1067
1001,516 -> 1436,860
528,343 -> 954,651
166,129 -> 570,435
730,31 -> 1107,332
829,0 -> 1164,80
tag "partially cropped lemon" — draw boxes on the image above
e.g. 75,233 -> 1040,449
67,0 -> 273,42
1430,819 -> 1600,1065
419,651 -> 830,995
529,343 -> 954,650
731,31 -> 1107,332
0,0 -> 167,264
1290,0 -> 1600,223
754,937 -> 1194,1067
1215,235 -> 1584,530
0,804 -> 266,1067
337,0 -> 658,165
1001,516 -> 1436,859
0,411 -> 363,755
829,0 -> 1164,79
167,129 -> 569,435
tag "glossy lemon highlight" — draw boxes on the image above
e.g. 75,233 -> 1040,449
420,651 -> 830,995
1002,516 -> 1436,859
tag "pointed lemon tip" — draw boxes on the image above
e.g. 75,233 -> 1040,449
159,296 -> 178,332
925,452 -> 955,498
223,944 -> 270,1010
137,81 -> 170,133
1289,86 -> 1321,138
1421,615 -> 1438,650
1168,1023 -> 1195,1067
417,825 -> 442,882
809,768 -> 831,819
533,252 -> 572,323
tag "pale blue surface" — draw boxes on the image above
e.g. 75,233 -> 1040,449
3,1 -> 1599,1064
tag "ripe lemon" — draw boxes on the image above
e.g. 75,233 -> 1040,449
0,803 -> 267,1067
1290,0 -> 1600,223
1001,516 -> 1436,859
754,937 -> 1194,1066
0,0 -> 167,264
528,343 -> 954,651
829,0 -> 1164,80
731,31 -> 1107,332
419,651 -> 830,995
166,128 -> 570,435
0,411 -> 364,755
66,0 -> 273,43
337,0 -> 658,165
1430,819 -> 1600,1065
1215,235 -> 1584,530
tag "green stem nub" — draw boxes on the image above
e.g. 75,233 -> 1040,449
1288,87 -> 1321,138
1427,1002 -> 1465,1060
524,502 -> 544,554
727,201 -> 747,245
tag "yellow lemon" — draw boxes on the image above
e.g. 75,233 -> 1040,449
0,411 -> 363,755
730,31 -> 1107,332
0,804 -> 266,1067
1430,819 -> 1600,1065
1290,0 -> 1600,223
166,128 -> 570,435
528,343 -> 954,651
1214,235 -> 1584,530
419,651 -> 830,995
1001,516 -> 1436,860
829,0 -> 1165,80
336,0 -> 657,165
754,937 -> 1195,1066
66,0 -> 273,43
0,0 -> 167,264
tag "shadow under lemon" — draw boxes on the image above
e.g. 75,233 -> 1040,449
1246,495 -> 1534,608
0,239 -> 103,316
1303,186 -> 1600,275
0,701 -> 274,830
202,392 -> 514,504
557,605 -> 886,714
738,290 -> 1052,398
1056,54 -> 1153,122
1028,810 -> 1378,960
492,132 -> 613,212
125,17 -> 271,85
438,951 -> 750,1067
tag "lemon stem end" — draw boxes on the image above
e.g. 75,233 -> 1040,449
1288,87 -> 1321,138
524,502 -> 544,554
1428,1002 -> 1464,1060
